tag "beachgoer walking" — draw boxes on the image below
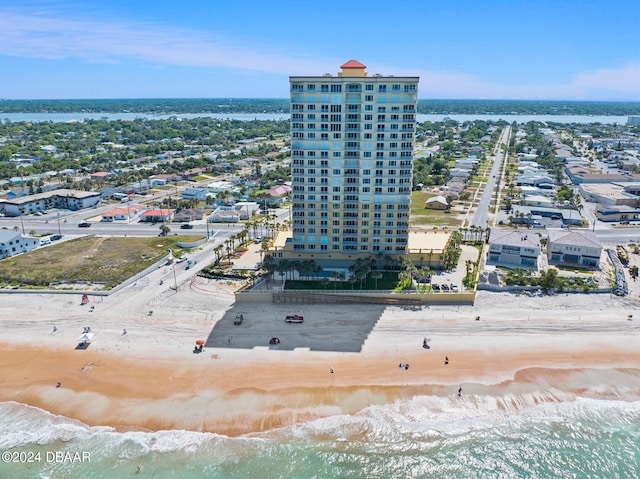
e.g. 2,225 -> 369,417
123,328 -> 127,335
330,367 -> 334,374
56,382 -> 61,388
458,387 -> 462,397
445,356 -> 449,365
52,326 -> 57,332
399,363 -> 404,369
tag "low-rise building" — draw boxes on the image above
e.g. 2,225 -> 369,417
547,229 -> 602,268
209,207 -> 241,223
487,229 -> 540,269
139,209 -> 174,223
595,204 -> 640,222
425,195 -> 448,210
101,205 -> 145,222
0,230 -> 39,258
181,188 -> 208,201
579,183 -> 639,206
0,189 -> 101,217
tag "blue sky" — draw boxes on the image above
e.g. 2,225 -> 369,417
2,0 -> 640,100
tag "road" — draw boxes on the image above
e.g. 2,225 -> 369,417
467,125 -> 511,228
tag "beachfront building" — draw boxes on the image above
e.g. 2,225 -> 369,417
546,229 -> 602,268
0,189 -> 101,217
487,229 -> 541,270
287,60 -> 419,266
0,229 -> 39,259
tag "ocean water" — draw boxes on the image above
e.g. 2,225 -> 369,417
1,396 -> 639,479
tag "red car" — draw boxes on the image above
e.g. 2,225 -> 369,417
285,315 -> 304,323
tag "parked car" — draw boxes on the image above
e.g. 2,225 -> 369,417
432,284 -> 440,291
78,222 -> 91,228
50,234 -> 63,241
180,223 -> 194,229
285,315 -> 304,323
450,283 -> 459,292
441,283 -> 450,291
234,313 -> 244,325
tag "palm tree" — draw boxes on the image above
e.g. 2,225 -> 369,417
159,224 -> 170,237
371,270 -> 383,290
331,271 -> 341,290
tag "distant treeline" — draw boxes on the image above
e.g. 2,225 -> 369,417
1,98 -> 640,116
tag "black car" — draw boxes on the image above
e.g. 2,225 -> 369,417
78,222 -> 91,228
180,224 -> 194,229
50,234 -> 63,241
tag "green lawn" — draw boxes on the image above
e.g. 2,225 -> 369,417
285,271 -> 400,291
410,191 -> 462,227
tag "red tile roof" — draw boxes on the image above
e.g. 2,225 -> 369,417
341,59 -> 366,69
141,209 -> 173,217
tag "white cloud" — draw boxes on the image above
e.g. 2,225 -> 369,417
0,8 -> 320,73
1,7 -> 639,100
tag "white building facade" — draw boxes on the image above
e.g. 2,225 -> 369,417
289,60 -> 418,256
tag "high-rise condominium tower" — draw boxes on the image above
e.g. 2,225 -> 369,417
289,60 -> 419,260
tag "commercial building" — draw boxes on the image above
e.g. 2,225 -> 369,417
287,60 -> 418,265
0,189 -> 101,217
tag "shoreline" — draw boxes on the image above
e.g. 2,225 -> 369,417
1,284 -> 639,436
2,335 -> 639,436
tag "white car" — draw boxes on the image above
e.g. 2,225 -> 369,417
450,284 -> 459,292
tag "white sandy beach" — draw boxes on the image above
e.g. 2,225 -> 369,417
1,276 -> 639,436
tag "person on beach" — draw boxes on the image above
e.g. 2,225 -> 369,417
123,329 -> 127,335
56,381 -> 61,388
445,356 -> 449,365
458,387 -> 462,397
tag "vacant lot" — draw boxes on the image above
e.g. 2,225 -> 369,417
0,235 -> 198,289
410,191 -> 463,227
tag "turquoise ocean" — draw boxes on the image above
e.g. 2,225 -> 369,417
1,395 -> 639,479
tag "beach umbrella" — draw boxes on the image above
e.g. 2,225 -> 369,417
195,339 -> 205,345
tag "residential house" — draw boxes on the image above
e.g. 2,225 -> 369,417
233,202 -> 260,219
101,205 -> 145,222
181,188 -> 208,201
487,229 -> 540,269
547,229 -> 602,268
425,195 -> 448,210
90,171 -> 111,180
139,209 -> 174,223
173,208 -> 204,222
0,230 -> 39,259
209,207 -> 241,223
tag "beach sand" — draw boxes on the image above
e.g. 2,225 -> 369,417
1,279 -> 639,436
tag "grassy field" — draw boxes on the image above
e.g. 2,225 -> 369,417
0,235 -> 200,289
410,191 -> 463,227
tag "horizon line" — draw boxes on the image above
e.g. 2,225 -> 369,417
2,97 -> 640,104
